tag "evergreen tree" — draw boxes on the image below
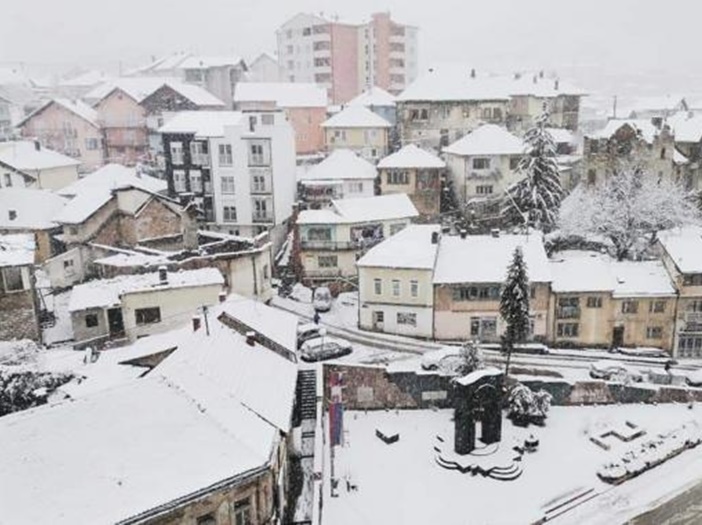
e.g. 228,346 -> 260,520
505,109 -> 564,232
500,247 -> 530,375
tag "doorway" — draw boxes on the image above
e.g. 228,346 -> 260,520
612,326 -> 624,348
107,308 -> 125,338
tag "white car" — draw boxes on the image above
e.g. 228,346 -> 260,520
313,286 -> 332,312
300,336 -> 352,362
589,360 -> 643,382
297,323 -> 322,349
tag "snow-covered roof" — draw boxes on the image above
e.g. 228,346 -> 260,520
674,148 -> 689,165
611,261 -> 676,298
322,105 -> 392,128
0,233 -> 35,267
218,294 -> 300,355
588,119 -> 659,144
0,189 -> 67,230
0,141 -> 80,172
397,66 -> 585,103
620,94 -> 687,117
17,98 -> 99,128
454,367 -> 502,386
658,227 -> 702,274
68,268 -> 223,312
297,193 -> 418,225
672,115 -> 702,143
357,224 -> 440,269
300,149 -> 377,182
545,127 -> 575,145
158,110 -> 243,137
159,82 -> 226,107
348,86 -> 396,107
59,70 -> 111,87
0,309 -> 296,525
234,82 -> 327,108
433,233 -> 551,284
85,77 -> 177,103
378,144 -> 446,169
55,164 -> 167,224
176,55 -> 245,70
443,124 -> 526,156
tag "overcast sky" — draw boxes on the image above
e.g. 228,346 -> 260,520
2,0 -> 700,88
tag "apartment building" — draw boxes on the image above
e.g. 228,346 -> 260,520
296,193 -> 418,282
159,110 -> 296,250
377,144 -> 445,220
276,12 -> 418,103
322,105 -> 392,163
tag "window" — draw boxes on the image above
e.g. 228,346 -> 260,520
223,206 -> 237,222
2,173 -> 11,187
683,274 -> 702,286
397,312 -> 417,326
302,27 -> 311,36
248,141 -> 270,166
173,170 -> 186,192
1,267 -> 24,292
8,209 -> 16,221
389,223 -> 406,236
557,297 -> 580,318
392,279 -> 400,297
453,285 -> 500,301
135,307 -> 161,325
218,144 -> 233,166
85,313 -> 99,328
263,264 -> 269,280
687,300 -> 702,313
261,114 -> 275,126
190,172 -> 203,192
307,227 -> 331,241
621,300 -> 639,314
530,285 -> 536,299
647,326 -> 663,339
196,514 -> 216,525
374,278 -> 382,295
387,171 -> 409,185
470,317 -> 480,336
348,182 -> 364,194
233,498 -> 252,525
63,259 -> 75,276
679,335 -> 702,358
169,142 -> 183,164
85,138 -> 100,150
318,255 -> 337,268
473,158 -> 490,170
586,296 -> 602,308
650,300 -> 667,313
253,198 -> 270,220
410,280 -> 419,298
252,174 -> 266,192
475,185 -> 493,195
190,141 -> 209,166
510,157 -> 520,170
221,176 -> 235,194
557,322 -> 579,337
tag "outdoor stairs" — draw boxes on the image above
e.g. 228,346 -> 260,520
536,487 -> 599,523
297,369 -> 317,422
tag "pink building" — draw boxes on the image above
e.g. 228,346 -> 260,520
276,12 -> 419,104
234,82 -> 328,154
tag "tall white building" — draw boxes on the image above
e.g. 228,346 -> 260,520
159,111 -> 296,250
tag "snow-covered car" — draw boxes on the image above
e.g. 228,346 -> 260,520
589,360 -> 643,382
685,369 -> 702,387
297,323 -> 322,349
313,287 -> 332,312
300,337 -> 352,362
420,347 -> 461,371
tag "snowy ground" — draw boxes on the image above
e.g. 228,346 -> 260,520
323,404 -> 702,525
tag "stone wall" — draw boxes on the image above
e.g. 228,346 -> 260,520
0,289 -> 39,341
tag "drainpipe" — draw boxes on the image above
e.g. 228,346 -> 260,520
251,253 -> 258,298
672,288 -> 681,357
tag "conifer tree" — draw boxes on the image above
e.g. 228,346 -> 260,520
500,247 -> 530,375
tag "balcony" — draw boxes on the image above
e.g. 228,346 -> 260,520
556,306 -> 580,319
252,213 -> 274,224
300,240 -> 355,251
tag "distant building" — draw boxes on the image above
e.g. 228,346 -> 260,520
348,85 -> 397,125
296,193 -> 418,282
670,114 -> 702,191
17,98 -> 105,172
276,12 -> 419,103
298,149 -> 377,207
159,110 -> 296,250
247,52 -> 283,82
377,144 -> 445,221
55,70 -> 112,99
0,234 -> 39,342
234,82 -> 328,154
322,105 -> 392,163
68,267 -> 224,344
0,93 -> 17,141
0,141 -> 80,190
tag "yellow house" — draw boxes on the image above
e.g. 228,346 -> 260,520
297,193 -> 418,283
377,144 -> 445,221
357,225 -> 440,338
322,105 -> 392,164
442,124 -> 525,215
549,252 -> 677,351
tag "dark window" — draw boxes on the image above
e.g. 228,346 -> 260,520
586,296 -> 602,308
234,498 -> 252,525
683,274 -> 702,286
85,314 -> 99,328
650,300 -> 667,313
1,267 -> 24,292
196,514 -> 216,525
557,322 -> 579,337
135,307 -> 161,325
473,158 -> 490,170
510,157 -> 520,170
622,300 -> 639,314
647,326 -> 663,339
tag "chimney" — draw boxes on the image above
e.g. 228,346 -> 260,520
431,231 -> 440,244
158,265 -> 168,284
218,291 -> 227,303
470,68 -> 476,79
34,140 -> 41,151
491,228 -> 500,238
554,79 -> 559,91
192,316 -> 202,332
246,331 -> 257,346
459,229 -> 467,239
539,70 -> 544,79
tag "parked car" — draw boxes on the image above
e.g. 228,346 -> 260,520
297,323 -> 322,349
589,360 -> 643,382
313,286 -> 333,312
300,336 -> 352,362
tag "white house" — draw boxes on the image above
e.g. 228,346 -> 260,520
322,105 -> 392,163
0,141 -> 80,190
297,193 -> 418,282
357,224 -> 440,337
298,149 -> 377,206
